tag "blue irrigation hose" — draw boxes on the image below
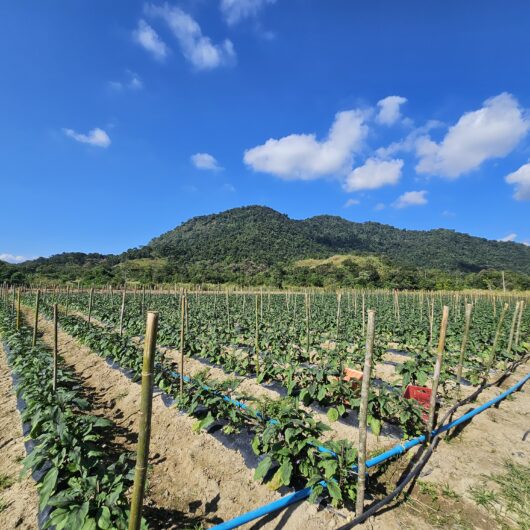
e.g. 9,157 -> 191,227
210,370 -> 530,530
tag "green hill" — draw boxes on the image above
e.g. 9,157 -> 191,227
3,205 -> 530,290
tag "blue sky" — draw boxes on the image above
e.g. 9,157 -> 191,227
1,0 -> 530,262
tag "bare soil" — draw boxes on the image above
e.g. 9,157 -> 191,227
0,343 -> 39,530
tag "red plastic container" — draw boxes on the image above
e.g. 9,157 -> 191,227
404,385 -> 432,421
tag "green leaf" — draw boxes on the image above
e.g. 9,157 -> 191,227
39,467 -> 59,511
97,506 -> 111,530
278,460 -> 293,486
254,456 -> 273,482
327,480 -> 343,507
368,416 -> 381,436
327,408 -> 339,422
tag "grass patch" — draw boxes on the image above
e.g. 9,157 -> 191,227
0,474 -> 14,492
470,460 -> 530,529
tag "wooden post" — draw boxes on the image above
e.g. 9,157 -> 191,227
32,289 -> 41,347
65,286 -> 70,316
514,301 -> 524,348
52,304 -> 58,392
456,303 -> 473,387
305,292 -> 310,361
336,292 -> 342,340
119,289 -> 126,337
487,302 -> 509,372
128,311 -> 159,530
355,309 -> 376,517
427,305 -> 449,441
16,288 -> 21,330
506,301 -> 520,354
179,292 -> 186,397
255,294 -> 260,377
87,287 -> 94,326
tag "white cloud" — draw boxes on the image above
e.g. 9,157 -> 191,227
133,19 -> 169,61
416,93 -> 530,178
109,71 -> 143,92
223,183 -> 236,192
374,202 -> 385,211
499,233 -> 517,242
505,161 -> 530,200
220,0 -> 276,25
344,198 -> 360,207
244,109 -> 368,180
0,253 -> 35,264
146,4 -> 235,70
393,190 -> 428,208
344,158 -> 403,192
191,152 -> 222,171
63,127 -> 111,148
376,96 -> 407,125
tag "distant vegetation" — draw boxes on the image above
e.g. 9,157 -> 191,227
2,206 -> 529,290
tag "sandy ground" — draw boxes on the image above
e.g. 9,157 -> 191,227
0,344 -> 39,530
19,305 -> 530,529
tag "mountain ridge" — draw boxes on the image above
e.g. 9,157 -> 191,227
2,205 -> 529,289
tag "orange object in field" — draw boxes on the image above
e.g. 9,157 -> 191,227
404,385 -> 432,422
343,367 -> 363,382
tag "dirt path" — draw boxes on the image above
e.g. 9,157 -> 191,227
23,306 -> 348,529
0,343 -> 39,530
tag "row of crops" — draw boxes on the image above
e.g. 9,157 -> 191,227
2,286 -> 529,527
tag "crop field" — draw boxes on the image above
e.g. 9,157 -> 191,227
0,286 -> 529,529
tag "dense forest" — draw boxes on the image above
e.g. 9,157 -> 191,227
2,206 -> 529,290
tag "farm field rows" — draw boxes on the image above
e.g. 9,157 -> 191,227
1,286 -> 529,529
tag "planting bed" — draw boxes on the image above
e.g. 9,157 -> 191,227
1,287 -> 529,529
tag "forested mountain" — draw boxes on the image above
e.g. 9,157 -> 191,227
2,205 -> 529,290
149,206 -> 530,274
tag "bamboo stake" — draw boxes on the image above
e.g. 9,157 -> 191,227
128,311 -> 159,530
119,289 -> 126,337
427,305 -> 449,441
514,301 -> 524,347
87,287 -> 94,326
355,309 -> 376,517
52,304 -> 58,392
255,294 -> 260,377
336,292 -> 342,340
456,303 -> 473,387
179,292 -> 186,397
487,302 -> 509,373
32,289 -> 41,347
65,286 -> 70,316
16,288 -> 21,330
506,301 -> 520,354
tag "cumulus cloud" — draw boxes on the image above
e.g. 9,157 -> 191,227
415,93 -> 530,178
499,233 -> 517,242
133,19 -> 169,61
505,161 -> 530,200
220,0 -> 276,25
146,3 -> 235,70
376,96 -> 407,125
344,198 -> 360,207
344,158 -> 403,192
63,127 -> 111,148
244,109 -> 368,180
191,152 -> 223,171
393,190 -> 428,208
0,253 -> 35,264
